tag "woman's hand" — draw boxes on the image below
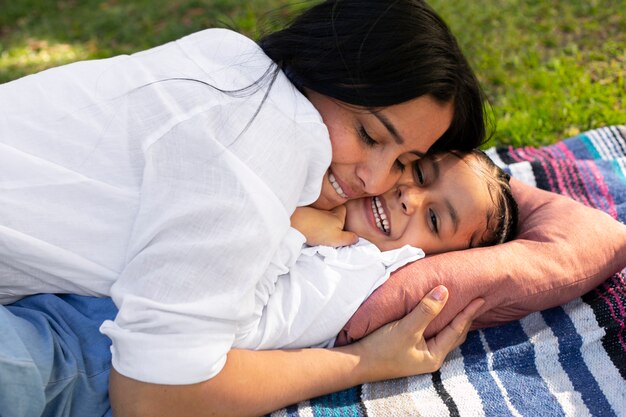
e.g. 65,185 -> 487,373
291,206 -> 358,247
352,285 -> 484,382
110,286 -> 482,417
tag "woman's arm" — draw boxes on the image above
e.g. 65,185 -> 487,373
110,286 -> 484,417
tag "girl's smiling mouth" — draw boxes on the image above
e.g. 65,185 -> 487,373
371,196 -> 390,235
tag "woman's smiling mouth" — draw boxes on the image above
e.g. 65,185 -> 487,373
329,172 -> 348,198
371,196 -> 390,234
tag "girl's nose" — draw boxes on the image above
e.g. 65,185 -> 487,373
397,184 -> 421,215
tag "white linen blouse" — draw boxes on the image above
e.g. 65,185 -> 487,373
0,29 -> 331,384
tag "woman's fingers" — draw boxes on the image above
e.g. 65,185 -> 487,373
400,286 -> 484,367
402,285 -> 450,336
355,286 -> 485,381
427,297 -> 485,357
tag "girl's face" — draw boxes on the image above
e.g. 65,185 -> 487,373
343,154 -> 491,254
307,91 -> 454,210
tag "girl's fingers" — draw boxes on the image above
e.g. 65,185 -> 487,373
332,205 -> 358,245
331,205 -> 347,222
333,231 -> 358,246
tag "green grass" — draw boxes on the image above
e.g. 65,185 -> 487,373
1,0 -> 624,147
0,0 -> 291,82
429,0 -> 626,147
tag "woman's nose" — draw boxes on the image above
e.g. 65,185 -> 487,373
356,161 -> 402,196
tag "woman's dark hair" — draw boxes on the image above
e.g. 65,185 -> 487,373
259,0 -> 488,151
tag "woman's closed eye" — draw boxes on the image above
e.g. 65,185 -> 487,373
413,162 -> 425,185
394,159 -> 406,172
359,124 -> 406,172
357,124 -> 377,146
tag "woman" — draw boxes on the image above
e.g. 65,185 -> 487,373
0,0 -> 486,415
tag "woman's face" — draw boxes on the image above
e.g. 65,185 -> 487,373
307,90 -> 454,210
343,153 -> 491,254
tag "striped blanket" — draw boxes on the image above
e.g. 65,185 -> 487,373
269,125 -> 626,417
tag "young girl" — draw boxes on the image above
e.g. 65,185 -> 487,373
235,149 -> 518,351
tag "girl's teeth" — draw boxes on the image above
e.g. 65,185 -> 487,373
329,172 -> 348,198
371,197 -> 389,234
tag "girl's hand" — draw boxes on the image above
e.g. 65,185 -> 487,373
353,286 -> 484,381
291,206 -> 358,247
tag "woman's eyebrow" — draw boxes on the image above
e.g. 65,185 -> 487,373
371,111 -> 426,158
371,111 -> 402,143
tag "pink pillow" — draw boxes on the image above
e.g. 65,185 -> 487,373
335,178 -> 626,345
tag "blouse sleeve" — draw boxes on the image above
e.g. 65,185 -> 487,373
0,26 -> 329,385
96,29 -> 330,384
100,98 -> 327,383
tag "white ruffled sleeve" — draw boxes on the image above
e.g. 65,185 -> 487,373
248,239 -> 424,350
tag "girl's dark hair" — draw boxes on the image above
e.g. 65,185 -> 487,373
446,149 -> 518,247
259,0 -> 488,151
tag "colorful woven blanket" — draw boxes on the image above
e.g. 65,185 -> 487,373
268,125 -> 626,417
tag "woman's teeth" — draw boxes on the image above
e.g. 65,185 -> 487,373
371,196 -> 389,234
329,172 -> 348,198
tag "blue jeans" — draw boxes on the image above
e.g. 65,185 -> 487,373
0,294 -> 117,417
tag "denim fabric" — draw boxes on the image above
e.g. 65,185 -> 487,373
0,294 -> 117,417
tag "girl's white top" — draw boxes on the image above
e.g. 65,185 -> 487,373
236,234 -> 424,351
0,29 -> 331,384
